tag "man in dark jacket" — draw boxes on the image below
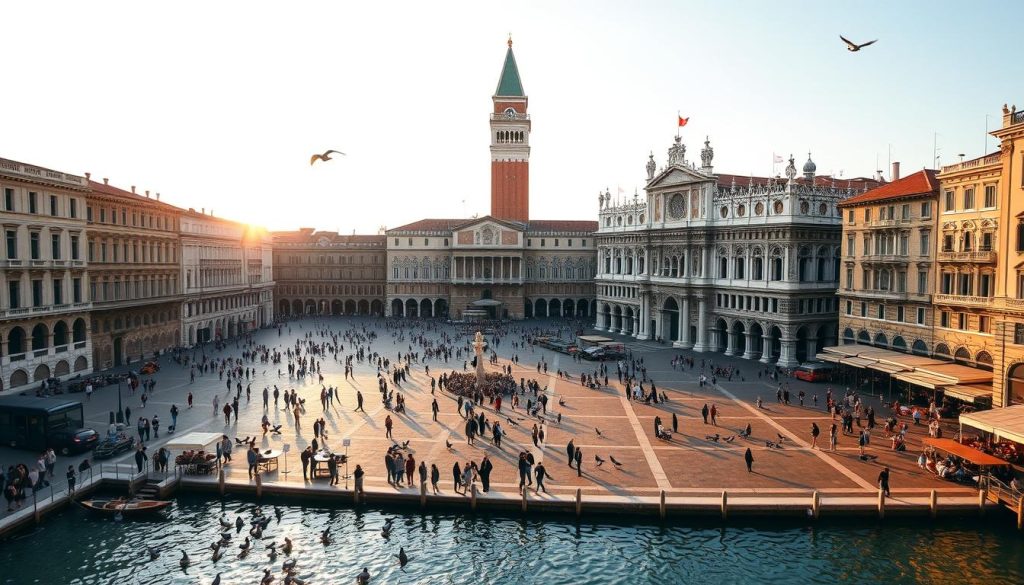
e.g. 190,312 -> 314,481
478,455 -> 493,492
247,445 -> 259,479
301,446 -> 313,481
566,439 -> 575,467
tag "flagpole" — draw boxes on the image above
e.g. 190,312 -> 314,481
676,111 -> 680,139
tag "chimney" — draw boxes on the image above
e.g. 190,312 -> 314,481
145,190 -> 150,198
892,161 -> 900,181
103,178 -> 109,185
84,172 -> 91,180
156,193 -> 161,201
201,207 -> 205,214
131,185 -> 136,194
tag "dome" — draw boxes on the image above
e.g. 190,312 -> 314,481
802,152 -> 816,174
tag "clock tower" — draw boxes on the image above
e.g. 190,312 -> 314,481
490,37 -> 530,222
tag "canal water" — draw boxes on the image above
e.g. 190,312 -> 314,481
1,495 -> 1022,585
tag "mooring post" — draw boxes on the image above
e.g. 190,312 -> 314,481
575,488 -> 582,519
721,490 -> 728,520
471,484 -> 478,512
812,490 -> 820,520
420,481 -> 427,509
978,488 -> 987,516
218,468 -> 225,496
255,473 -> 263,498
1017,496 -> 1023,531
659,490 -> 666,520
521,487 -> 528,513
878,488 -> 885,519
929,490 -> 937,519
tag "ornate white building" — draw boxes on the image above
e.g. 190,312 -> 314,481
595,136 -> 879,366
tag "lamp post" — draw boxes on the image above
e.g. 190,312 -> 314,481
116,378 -> 124,424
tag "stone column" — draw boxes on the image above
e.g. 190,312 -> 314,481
760,334 -> 774,364
693,298 -> 710,352
676,297 -> 693,349
725,328 -> 737,356
742,331 -> 756,360
777,338 -> 799,368
637,296 -> 650,340
806,337 -> 818,362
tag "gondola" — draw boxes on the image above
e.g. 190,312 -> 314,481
79,498 -> 172,516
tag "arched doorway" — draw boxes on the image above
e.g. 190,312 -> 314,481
731,321 -> 746,356
612,305 -> 622,332
292,299 -> 302,315
550,299 -> 562,318
434,299 -> 448,318
662,298 -> 679,342
391,299 -> 404,317
1007,363 -> 1024,405
873,332 -> 888,348
332,300 -> 343,315
954,347 -> 971,365
420,299 -> 433,318
748,322 -> 764,359
892,336 -> 907,352
563,299 -> 574,317
524,300 -> 534,319
713,318 -> 728,353
343,300 -> 355,314
53,321 -> 69,350
577,299 -> 588,317
768,326 -> 782,361
795,326 -> 809,363
405,299 -> 418,318
912,339 -> 928,356
624,307 -> 635,335
371,300 -> 383,316
113,337 -> 124,366
34,364 -> 51,382
857,330 -> 871,345
304,300 -> 316,315
279,300 -> 290,316
358,300 -> 370,315
535,299 -> 548,318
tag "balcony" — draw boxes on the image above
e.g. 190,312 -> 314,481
868,219 -> 910,228
0,259 -> 23,268
934,293 -> 993,308
841,289 -> 908,301
489,112 -> 530,121
936,250 -> 996,263
940,153 -> 1001,174
862,254 -> 908,264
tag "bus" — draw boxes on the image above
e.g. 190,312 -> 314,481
0,396 -> 87,451
793,362 -> 834,383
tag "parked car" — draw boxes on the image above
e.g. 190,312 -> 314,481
47,428 -> 100,456
793,362 -> 834,382
94,433 -> 136,459
581,346 -> 626,361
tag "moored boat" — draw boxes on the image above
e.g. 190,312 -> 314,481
79,498 -> 172,516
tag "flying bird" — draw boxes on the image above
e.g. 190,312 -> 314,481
310,149 -> 346,165
609,455 -> 623,467
594,455 -> 605,467
445,439 -> 453,450
840,35 -> 877,52
595,427 -> 602,437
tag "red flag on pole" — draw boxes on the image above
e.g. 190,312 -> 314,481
678,116 -> 689,128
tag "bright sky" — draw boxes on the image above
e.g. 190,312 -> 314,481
2,1 -> 1018,232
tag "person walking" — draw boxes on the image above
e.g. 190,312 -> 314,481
66,465 -> 76,495
134,445 -> 148,473
430,463 -> 440,494
355,391 -> 365,413
744,447 -> 754,473
187,392 -> 193,408
385,415 -> 394,439
293,404 -> 302,431
574,446 -> 583,477
566,439 -> 575,467
479,455 -> 493,492
710,404 -> 718,426
301,446 -> 313,481
405,454 -> 416,488
452,461 -> 463,495
170,404 -> 178,431
829,423 -> 838,451
247,445 -> 259,480
534,462 -> 551,494
878,467 -> 891,498
701,403 -> 709,424
431,398 -> 439,422
222,403 -> 232,425
418,460 -> 427,487
672,412 -> 679,433
858,429 -> 868,458
810,422 -> 820,449
328,453 -> 339,486
152,415 -> 160,438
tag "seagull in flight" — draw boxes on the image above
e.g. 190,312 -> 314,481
840,35 -> 877,52
310,149 -> 346,165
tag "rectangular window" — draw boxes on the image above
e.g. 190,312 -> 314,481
69,199 -> 77,218
940,311 -> 950,328
3,187 -> 13,211
1016,324 -> 1024,345
70,236 -> 79,260
73,278 -> 81,303
99,208 -> 106,223
980,315 -> 990,333
944,190 -> 954,211
29,191 -> 38,214
860,302 -> 867,317
51,234 -> 60,259
897,306 -> 905,322
917,307 -> 925,325
958,313 -> 967,330
846,268 -> 853,288
897,272 -> 906,292
901,204 -> 910,220
49,195 -> 58,216
920,232 -> 930,255
5,230 -> 16,259
877,304 -> 885,319
918,271 -> 928,294
8,282 -> 19,309
864,208 -> 871,222
846,300 -> 852,315
942,235 -> 953,252
963,188 -> 975,210
53,278 -> 62,305
31,279 -> 43,307
921,201 -> 931,218
86,206 -> 93,222
847,235 -> 855,256
899,234 -> 909,255
984,184 -> 997,208
30,232 -> 40,259
100,243 -> 107,262
982,232 -> 993,251
847,209 -> 854,223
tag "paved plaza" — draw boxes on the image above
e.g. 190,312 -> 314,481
0,316 -> 976,513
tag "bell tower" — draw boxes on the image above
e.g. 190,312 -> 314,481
490,37 -> 530,222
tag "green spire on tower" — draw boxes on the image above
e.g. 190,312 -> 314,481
495,36 -> 525,97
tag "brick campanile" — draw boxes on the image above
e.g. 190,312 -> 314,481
490,37 -> 530,222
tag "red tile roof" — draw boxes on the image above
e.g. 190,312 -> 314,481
88,179 -> 181,211
837,170 -> 938,207
387,218 -> 466,232
527,220 -> 598,232
271,230 -> 386,244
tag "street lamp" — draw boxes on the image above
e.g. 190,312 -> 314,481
116,378 -> 124,424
